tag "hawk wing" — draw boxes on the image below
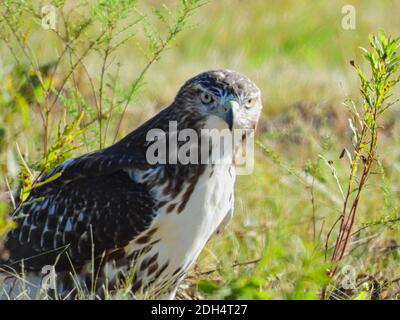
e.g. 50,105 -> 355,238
0,112 -> 170,273
0,106 -> 177,273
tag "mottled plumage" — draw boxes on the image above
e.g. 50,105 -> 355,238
0,69 -> 262,299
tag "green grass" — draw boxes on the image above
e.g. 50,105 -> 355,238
1,0 -> 400,300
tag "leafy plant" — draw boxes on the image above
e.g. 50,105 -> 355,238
322,31 -> 400,297
0,0 -> 203,238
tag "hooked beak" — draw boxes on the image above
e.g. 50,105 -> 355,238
221,99 -> 239,130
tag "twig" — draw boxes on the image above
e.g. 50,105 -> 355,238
194,258 -> 262,277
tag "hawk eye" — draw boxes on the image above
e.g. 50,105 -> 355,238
245,97 -> 253,109
200,92 -> 214,104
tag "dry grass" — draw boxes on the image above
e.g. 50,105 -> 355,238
1,0 -> 400,299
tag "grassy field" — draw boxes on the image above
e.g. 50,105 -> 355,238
1,0 -> 400,299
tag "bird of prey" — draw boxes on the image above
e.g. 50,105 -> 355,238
0,69 -> 262,299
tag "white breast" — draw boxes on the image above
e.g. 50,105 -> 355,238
156,163 -> 235,264
123,163 -> 235,296
123,116 -> 237,297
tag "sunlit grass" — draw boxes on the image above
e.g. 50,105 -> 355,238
1,0 -> 400,300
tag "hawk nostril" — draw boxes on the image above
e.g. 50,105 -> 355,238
219,105 -> 228,113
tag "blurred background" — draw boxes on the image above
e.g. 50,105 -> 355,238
1,0 -> 400,299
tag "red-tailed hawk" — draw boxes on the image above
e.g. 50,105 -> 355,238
0,69 -> 262,299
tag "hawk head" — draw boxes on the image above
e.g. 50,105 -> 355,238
174,69 -> 263,131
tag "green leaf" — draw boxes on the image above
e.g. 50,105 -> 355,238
33,171 -> 63,189
197,280 -> 221,294
0,201 -> 15,236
